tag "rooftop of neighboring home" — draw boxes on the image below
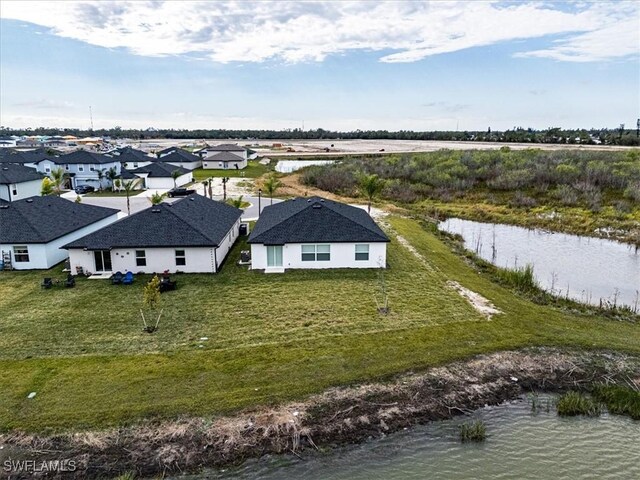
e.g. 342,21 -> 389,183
202,143 -> 245,152
207,151 -> 245,162
64,194 -> 242,250
0,163 -> 44,184
130,162 -> 190,177
156,146 -> 181,156
0,150 -> 56,164
110,147 -> 151,161
0,196 -> 119,244
46,150 -> 118,165
248,197 -> 390,245
160,149 -> 201,163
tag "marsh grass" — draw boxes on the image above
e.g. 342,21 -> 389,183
459,420 -> 486,442
494,264 -> 538,293
556,391 -> 601,417
591,385 -> 640,420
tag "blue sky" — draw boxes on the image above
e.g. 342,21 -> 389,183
0,1 -> 638,131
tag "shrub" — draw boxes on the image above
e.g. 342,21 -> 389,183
624,181 -> 640,203
459,420 -> 486,442
510,191 -> 538,208
494,264 -> 538,292
553,185 -> 579,206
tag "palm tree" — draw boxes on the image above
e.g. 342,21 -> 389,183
201,181 -> 208,198
40,177 -> 54,196
106,167 -> 118,191
50,167 -> 66,196
171,169 -> 182,188
96,169 -> 106,191
150,192 -> 165,205
122,178 -> 140,215
263,174 -> 281,205
228,195 -> 244,208
358,173 -> 385,214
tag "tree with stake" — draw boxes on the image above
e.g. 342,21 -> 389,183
358,173 -> 385,214
263,174 -> 281,205
140,275 -> 162,333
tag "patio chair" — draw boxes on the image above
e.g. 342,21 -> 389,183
122,271 -> 134,285
41,278 -> 53,289
64,274 -> 75,288
159,277 -> 177,293
111,271 -> 124,285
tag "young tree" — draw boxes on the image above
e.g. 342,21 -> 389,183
228,195 -> 245,208
121,178 -> 139,215
114,178 -> 122,191
171,169 -> 182,188
96,169 -> 106,191
358,173 -> 385,214
140,275 -> 162,333
49,167 -> 67,196
150,192 -> 165,205
106,167 -> 118,191
40,177 -> 54,196
263,174 -> 282,205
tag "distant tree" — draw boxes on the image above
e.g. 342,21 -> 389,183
49,167 -> 66,196
96,169 -> 106,191
263,174 -> 282,205
228,195 -> 245,208
106,167 -> 118,191
358,173 -> 385,214
40,177 -> 54,196
121,178 -> 140,215
171,169 -> 182,188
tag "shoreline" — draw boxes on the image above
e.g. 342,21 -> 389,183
2,348 -> 638,479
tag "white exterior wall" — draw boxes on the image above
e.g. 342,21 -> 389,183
36,160 -> 121,189
165,161 -> 202,171
0,179 -> 41,202
250,242 -> 387,270
202,158 -> 248,170
214,218 -> 241,268
1,213 -> 119,270
143,172 -> 193,190
123,160 -> 153,169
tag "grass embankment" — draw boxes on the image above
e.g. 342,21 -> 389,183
192,161 -> 272,180
0,217 -> 639,433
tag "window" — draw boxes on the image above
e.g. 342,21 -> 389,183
135,250 -> 146,267
78,166 -> 84,172
301,244 -> 330,262
65,165 -> 69,171
13,246 -> 29,263
44,166 -> 51,173
175,249 -> 186,266
355,244 -> 369,261
133,163 -> 138,168
12,187 -> 17,196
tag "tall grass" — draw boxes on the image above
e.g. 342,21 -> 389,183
459,420 -> 487,442
494,264 -> 538,293
556,391 -> 601,417
591,385 -> 640,420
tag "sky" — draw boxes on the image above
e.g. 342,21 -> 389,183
0,0 -> 638,131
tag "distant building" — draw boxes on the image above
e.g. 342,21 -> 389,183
0,164 -> 44,202
199,144 -> 248,170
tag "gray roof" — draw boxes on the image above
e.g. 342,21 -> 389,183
0,151 -> 56,164
130,162 -> 189,178
117,151 -> 151,166
161,149 -> 201,163
64,194 -> 242,250
48,150 -> 118,165
0,196 -> 119,244
111,147 -> 150,161
0,164 -> 44,184
248,197 -> 390,245
207,152 -> 244,162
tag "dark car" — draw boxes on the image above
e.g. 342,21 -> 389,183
75,185 -> 95,194
167,187 -> 196,198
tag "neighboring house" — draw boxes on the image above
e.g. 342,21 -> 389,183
248,197 -> 390,272
200,144 -> 248,170
130,162 -> 193,189
0,137 -> 17,148
160,149 -> 203,170
0,164 -> 44,202
0,196 -> 120,270
35,150 -> 121,189
65,194 -> 242,274
156,146 -> 181,158
117,151 -> 154,170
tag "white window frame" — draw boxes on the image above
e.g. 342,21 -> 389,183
78,165 -> 84,172
355,244 -> 369,261
301,244 -> 331,262
175,249 -> 186,266
135,250 -> 146,267
13,245 -> 29,263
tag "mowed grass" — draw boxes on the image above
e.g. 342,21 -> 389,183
0,216 -> 639,432
192,161 -> 272,180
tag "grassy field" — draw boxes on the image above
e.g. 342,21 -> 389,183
192,161 -> 272,180
0,216 -> 638,432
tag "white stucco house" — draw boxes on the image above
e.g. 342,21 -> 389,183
129,162 -> 193,190
34,150 -> 121,190
200,144 -> 248,170
0,163 -> 44,202
0,196 -> 120,270
159,149 -> 203,170
64,194 -> 243,274
248,197 -> 389,272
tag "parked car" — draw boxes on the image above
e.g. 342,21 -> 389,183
167,187 -> 196,198
75,185 -> 95,194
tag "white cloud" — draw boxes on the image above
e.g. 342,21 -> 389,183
0,1 -> 637,64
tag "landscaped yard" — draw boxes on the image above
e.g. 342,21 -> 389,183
0,216 -> 638,432
192,160 -> 272,180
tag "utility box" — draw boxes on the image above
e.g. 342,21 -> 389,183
239,223 -> 250,236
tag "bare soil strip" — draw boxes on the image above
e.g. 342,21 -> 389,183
447,280 -> 502,319
1,349 -> 638,479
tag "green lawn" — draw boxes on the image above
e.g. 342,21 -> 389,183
192,161 -> 272,180
84,190 -> 132,197
0,216 -> 638,432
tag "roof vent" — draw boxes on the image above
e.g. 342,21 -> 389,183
0,205 -> 9,209
1,167 -> 7,171
26,199 -> 33,203
312,203 -> 322,209
190,197 -> 195,201
307,199 -> 311,202
151,209 -> 161,213
320,199 -> 325,202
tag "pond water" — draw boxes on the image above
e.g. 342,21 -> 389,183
275,160 -> 335,173
439,218 -> 639,309
177,396 -> 640,480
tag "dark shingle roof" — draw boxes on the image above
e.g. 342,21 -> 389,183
64,194 -> 242,249
161,149 -> 201,163
207,152 -> 244,162
118,169 -> 139,180
130,162 -> 190,178
117,151 -> 153,166
49,150 -> 118,165
0,196 -> 119,244
0,164 -> 44,184
157,146 -> 180,156
111,147 -> 150,160
0,151 -> 56,164
248,197 -> 389,245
